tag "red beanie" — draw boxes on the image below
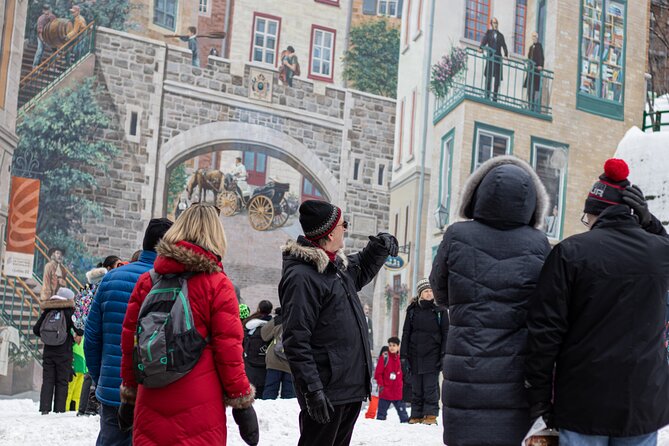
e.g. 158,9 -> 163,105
583,158 -> 630,215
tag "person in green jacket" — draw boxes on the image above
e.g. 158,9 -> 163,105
66,336 -> 86,411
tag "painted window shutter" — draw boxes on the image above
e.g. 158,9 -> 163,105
397,0 -> 404,18
362,0 -> 378,15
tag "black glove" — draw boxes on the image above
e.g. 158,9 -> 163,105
529,401 -> 555,429
401,358 -> 411,376
232,407 -> 260,446
622,185 -> 651,228
370,232 -> 399,257
305,389 -> 334,424
117,402 -> 134,433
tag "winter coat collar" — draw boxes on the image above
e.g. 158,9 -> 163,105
459,155 -> 549,230
154,240 -> 223,275
591,205 -> 638,230
281,236 -> 348,274
40,298 -> 75,310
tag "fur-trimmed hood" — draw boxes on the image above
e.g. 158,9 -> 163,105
86,267 -> 107,285
281,236 -> 348,274
459,155 -> 549,230
154,240 -> 222,274
40,298 -> 75,310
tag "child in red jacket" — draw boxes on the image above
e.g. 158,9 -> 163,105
374,337 -> 409,422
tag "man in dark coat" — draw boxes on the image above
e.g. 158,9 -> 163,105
279,200 -> 398,446
400,278 -> 448,425
480,17 -> 508,101
430,155 -> 551,446
524,31 -> 545,111
526,158 -> 669,445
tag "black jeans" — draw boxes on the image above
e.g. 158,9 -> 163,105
39,352 -> 72,413
298,401 -> 362,446
410,373 -> 440,418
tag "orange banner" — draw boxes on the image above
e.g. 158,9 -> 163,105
3,177 -> 40,278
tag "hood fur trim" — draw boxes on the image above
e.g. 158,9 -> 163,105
86,267 -> 107,284
40,299 -> 75,310
458,155 -> 549,230
155,240 -> 222,273
281,239 -> 348,274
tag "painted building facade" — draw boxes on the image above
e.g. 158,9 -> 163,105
379,0 -> 651,344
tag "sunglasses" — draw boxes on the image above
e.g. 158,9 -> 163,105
337,220 -> 349,230
580,213 -> 590,228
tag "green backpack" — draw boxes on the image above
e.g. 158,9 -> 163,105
133,270 -> 207,388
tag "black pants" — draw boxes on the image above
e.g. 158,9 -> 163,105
40,353 -> 72,413
298,401 -> 362,446
410,373 -> 440,419
245,363 -> 267,399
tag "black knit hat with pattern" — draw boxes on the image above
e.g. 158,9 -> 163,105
299,200 -> 342,241
583,158 -> 630,216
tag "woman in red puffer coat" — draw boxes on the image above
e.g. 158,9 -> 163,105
119,204 -> 258,445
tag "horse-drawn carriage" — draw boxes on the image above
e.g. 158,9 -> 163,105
216,173 -> 298,231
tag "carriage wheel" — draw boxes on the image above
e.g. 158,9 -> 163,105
272,198 -> 290,228
217,191 -> 239,216
248,195 -> 274,231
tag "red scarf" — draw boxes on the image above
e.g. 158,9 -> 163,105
306,238 -> 337,263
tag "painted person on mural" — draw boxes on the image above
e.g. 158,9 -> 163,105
280,46 -> 299,87
40,247 -> 67,302
179,26 -> 200,67
480,17 -> 508,102
33,4 -> 56,68
279,200 -> 398,446
232,156 -> 251,197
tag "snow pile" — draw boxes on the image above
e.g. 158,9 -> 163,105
615,127 -> 669,228
0,398 -> 441,446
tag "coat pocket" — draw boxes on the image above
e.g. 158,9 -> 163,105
313,350 -> 332,387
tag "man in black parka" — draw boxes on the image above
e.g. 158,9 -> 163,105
526,158 -> 669,445
279,200 -> 398,446
401,278 -> 448,425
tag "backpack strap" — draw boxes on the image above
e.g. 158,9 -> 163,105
382,351 -> 389,368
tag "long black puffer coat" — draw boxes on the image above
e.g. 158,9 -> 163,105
279,235 -> 389,406
400,298 -> 448,374
430,155 -> 551,446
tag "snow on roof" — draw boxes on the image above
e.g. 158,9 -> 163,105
615,126 -> 669,227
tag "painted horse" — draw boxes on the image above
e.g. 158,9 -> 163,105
186,169 -> 224,203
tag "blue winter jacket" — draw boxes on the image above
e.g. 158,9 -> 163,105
84,250 -> 156,406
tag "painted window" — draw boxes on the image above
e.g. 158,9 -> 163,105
465,0 -> 491,42
302,177 -> 323,201
309,26 -> 336,81
403,0 -> 412,47
409,89 -> 417,157
578,0 -> 626,112
199,0 -> 208,14
377,163 -> 386,186
244,152 -> 267,186
435,130 -> 454,229
378,0 -> 399,17
415,0 -> 424,35
537,0 -> 547,45
352,157 -> 362,181
472,123 -> 513,170
514,0 -> 527,54
153,0 -> 178,31
396,98 -> 405,166
251,13 -> 280,65
532,139 -> 569,239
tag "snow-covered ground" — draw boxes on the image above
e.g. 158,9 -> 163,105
2,397 -> 669,445
0,398 -> 442,445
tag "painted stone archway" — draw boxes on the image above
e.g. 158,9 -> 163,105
152,122 -> 340,217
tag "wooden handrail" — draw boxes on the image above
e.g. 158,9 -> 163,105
0,272 -> 39,318
20,21 -> 95,86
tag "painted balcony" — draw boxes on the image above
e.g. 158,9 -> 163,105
433,47 -> 554,123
